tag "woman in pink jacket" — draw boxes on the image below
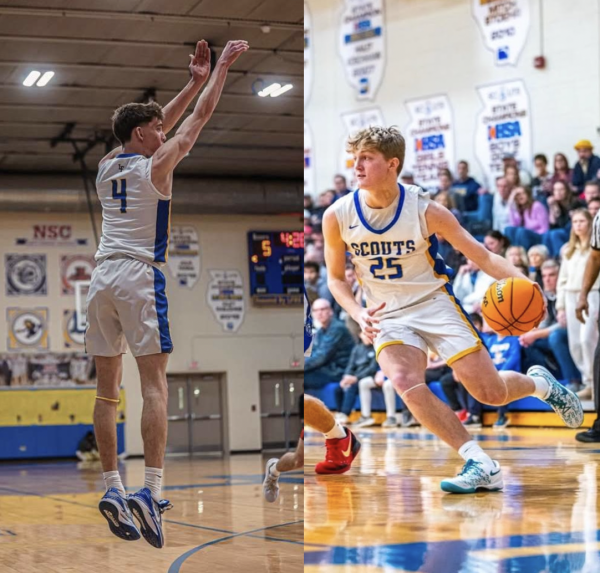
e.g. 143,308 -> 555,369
503,186 -> 550,252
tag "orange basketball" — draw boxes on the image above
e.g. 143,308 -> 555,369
481,277 -> 545,336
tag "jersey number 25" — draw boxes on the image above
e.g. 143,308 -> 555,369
370,257 -> 403,280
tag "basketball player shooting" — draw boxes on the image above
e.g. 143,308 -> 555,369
87,40 -> 249,546
263,290 -> 361,503
322,126 -> 583,494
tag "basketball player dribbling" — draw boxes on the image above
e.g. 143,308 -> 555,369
263,290 -> 361,502
86,40 -> 248,546
322,126 -> 583,493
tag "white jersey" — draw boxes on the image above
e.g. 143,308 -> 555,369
330,184 -> 450,313
95,153 -> 171,267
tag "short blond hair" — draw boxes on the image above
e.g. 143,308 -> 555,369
346,126 -> 405,175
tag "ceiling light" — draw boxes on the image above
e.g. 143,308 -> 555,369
258,82 -> 281,97
36,71 -> 55,87
270,83 -> 293,97
23,71 -> 41,86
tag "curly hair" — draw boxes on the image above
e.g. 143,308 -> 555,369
111,101 -> 164,146
346,126 -> 406,175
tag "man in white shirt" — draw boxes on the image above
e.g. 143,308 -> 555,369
492,176 -> 512,233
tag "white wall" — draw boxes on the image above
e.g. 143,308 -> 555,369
0,212 -> 302,454
306,0 -> 600,192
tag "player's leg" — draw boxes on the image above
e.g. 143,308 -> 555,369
264,436 -> 304,503
304,394 -> 361,475
127,352 -> 173,549
453,347 -> 583,429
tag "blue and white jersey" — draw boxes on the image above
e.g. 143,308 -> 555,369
481,332 -> 521,372
95,153 -> 171,267
328,184 -> 451,313
304,288 -> 313,356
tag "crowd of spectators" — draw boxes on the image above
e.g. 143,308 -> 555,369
304,139 -> 600,428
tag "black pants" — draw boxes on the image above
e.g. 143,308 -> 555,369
593,316 -> 600,429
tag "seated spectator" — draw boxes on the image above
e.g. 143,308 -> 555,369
519,260 -> 581,389
480,321 -> 523,430
437,168 -> 453,196
550,152 -> 573,189
304,231 -> 325,265
311,190 -> 336,226
527,244 -> 549,288
483,230 -> 510,257
504,164 -> 521,188
304,261 -> 332,306
452,259 -> 495,313
556,209 -> 600,399
503,153 -> 531,186
572,140 -> 600,194
548,180 -> 584,229
354,369 -> 406,428
304,299 -> 355,391
531,153 -> 553,201
588,196 -> 600,219
435,233 -> 464,277
452,160 -> 481,211
304,209 -> 313,236
333,173 -> 352,198
433,190 -> 462,223
504,186 -> 549,251
304,193 -> 314,212
333,331 -> 378,424
492,176 -> 513,232
583,180 -> 600,205
400,171 -> 415,186
505,245 -> 529,269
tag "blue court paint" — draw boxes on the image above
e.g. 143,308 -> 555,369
168,520 -> 304,573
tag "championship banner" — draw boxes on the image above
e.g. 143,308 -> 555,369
7,307 -> 49,351
304,2 -> 313,108
166,226 -> 200,289
63,309 -> 85,348
404,95 -> 455,191
304,122 -> 315,196
474,79 -> 532,186
206,270 -> 245,333
340,107 -> 385,187
60,255 -> 95,295
473,0 -> 530,67
15,224 -> 88,247
5,254 -> 47,296
339,0 -> 385,100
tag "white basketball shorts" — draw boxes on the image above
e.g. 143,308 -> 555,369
374,284 -> 483,365
85,255 -> 173,357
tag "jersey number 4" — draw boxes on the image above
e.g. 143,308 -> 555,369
370,257 -> 403,280
112,179 -> 127,213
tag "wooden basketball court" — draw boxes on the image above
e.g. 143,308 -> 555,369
305,426 -> 600,572
0,455 -> 303,572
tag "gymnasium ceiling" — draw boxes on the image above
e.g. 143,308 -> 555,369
0,1 -> 303,179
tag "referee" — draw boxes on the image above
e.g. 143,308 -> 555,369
575,211 -> 600,441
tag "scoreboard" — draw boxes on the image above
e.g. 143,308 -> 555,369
247,231 -> 303,306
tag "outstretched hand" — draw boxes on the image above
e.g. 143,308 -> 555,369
189,40 -> 211,84
218,40 -> 249,67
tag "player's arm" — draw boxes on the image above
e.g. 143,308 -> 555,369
152,41 -> 248,178
427,201 -> 526,281
161,40 -> 211,135
323,208 -> 384,343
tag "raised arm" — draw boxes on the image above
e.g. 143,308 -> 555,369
152,40 -> 249,178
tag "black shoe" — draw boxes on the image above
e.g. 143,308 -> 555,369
576,428 -> 600,443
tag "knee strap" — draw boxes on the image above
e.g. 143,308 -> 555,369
96,395 -> 120,404
400,383 -> 426,400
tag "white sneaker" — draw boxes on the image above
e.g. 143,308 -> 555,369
440,459 -> 503,494
381,417 -> 398,428
351,416 -> 376,428
528,365 -> 584,428
263,458 -> 280,503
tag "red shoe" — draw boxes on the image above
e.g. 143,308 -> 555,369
456,409 -> 468,423
315,428 -> 361,475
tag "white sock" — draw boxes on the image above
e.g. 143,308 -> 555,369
270,460 -> 281,477
144,467 -> 163,502
103,470 -> 126,497
324,422 -> 346,440
530,374 -> 551,400
458,440 -> 493,469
